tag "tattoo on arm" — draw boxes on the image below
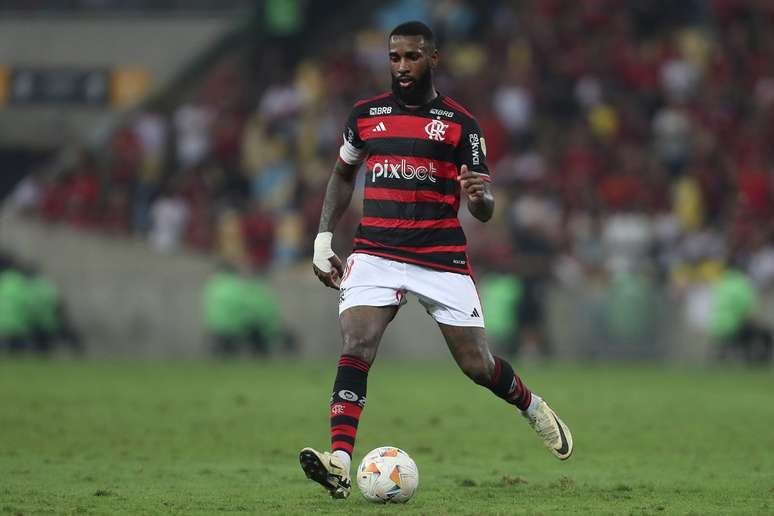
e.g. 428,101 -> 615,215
318,160 -> 358,233
468,182 -> 495,222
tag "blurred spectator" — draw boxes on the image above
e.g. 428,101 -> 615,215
202,263 -> 291,356
130,111 -> 168,233
493,81 -> 534,136
215,205 -> 247,265
0,254 -> 80,355
65,152 -> 102,227
747,238 -> 774,291
174,103 -> 214,169
263,0 -> 305,37
202,263 -> 249,355
240,201 -> 276,269
149,183 -> 189,254
709,269 -> 772,364
602,271 -> 662,358
241,275 -> 283,355
505,181 -> 562,357
601,212 -> 654,275
652,100 -> 693,175
26,266 -> 82,354
479,274 -> 522,356
660,54 -> 701,104
0,259 -> 31,353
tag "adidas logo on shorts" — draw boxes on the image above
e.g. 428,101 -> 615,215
470,308 -> 480,318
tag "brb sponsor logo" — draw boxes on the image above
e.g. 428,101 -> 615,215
371,158 -> 437,183
429,108 -> 454,118
369,106 -> 392,115
425,119 -> 449,141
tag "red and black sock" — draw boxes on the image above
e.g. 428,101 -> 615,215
330,355 -> 370,458
487,356 -> 532,411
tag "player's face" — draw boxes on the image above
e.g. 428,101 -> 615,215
389,35 -> 437,105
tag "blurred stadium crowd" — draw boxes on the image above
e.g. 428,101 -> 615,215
0,0 -> 253,10
6,0 -> 774,358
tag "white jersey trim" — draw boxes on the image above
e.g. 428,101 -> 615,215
339,140 -> 367,165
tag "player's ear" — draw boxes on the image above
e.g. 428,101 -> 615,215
430,48 -> 439,69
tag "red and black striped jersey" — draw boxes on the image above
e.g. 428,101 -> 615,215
338,91 -> 490,275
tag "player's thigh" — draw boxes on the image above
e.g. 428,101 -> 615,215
339,305 -> 398,364
338,253 -> 406,316
437,323 -> 494,383
408,266 -> 484,327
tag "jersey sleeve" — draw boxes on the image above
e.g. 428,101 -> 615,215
339,107 -> 367,165
456,117 -> 490,177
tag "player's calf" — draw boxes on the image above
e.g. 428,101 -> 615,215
480,355 -> 573,460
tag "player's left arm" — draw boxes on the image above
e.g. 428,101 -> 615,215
457,119 -> 494,222
459,165 -> 494,222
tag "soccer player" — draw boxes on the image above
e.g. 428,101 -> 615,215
299,21 -> 573,499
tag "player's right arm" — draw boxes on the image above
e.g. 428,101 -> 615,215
318,159 -> 359,234
313,159 -> 358,289
313,110 -> 367,289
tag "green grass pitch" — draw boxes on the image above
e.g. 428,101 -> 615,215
1,359 -> 773,515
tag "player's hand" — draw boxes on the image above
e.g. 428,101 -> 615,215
458,165 -> 488,202
313,232 -> 344,289
313,254 -> 344,289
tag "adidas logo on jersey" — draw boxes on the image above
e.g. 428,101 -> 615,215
372,122 -> 387,132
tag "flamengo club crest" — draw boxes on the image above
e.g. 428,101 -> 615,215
424,119 -> 448,141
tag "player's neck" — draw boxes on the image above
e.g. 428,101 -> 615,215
401,88 -> 438,109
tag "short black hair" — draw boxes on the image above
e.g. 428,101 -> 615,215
389,21 -> 435,49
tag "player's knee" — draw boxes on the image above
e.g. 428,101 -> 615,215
341,333 -> 378,363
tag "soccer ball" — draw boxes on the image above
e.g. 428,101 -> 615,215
356,446 -> 419,503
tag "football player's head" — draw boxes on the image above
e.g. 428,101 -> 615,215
388,21 -> 437,106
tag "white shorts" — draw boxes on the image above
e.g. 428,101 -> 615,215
338,253 -> 485,327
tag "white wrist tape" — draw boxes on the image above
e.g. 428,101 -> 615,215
313,232 -> 335,272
